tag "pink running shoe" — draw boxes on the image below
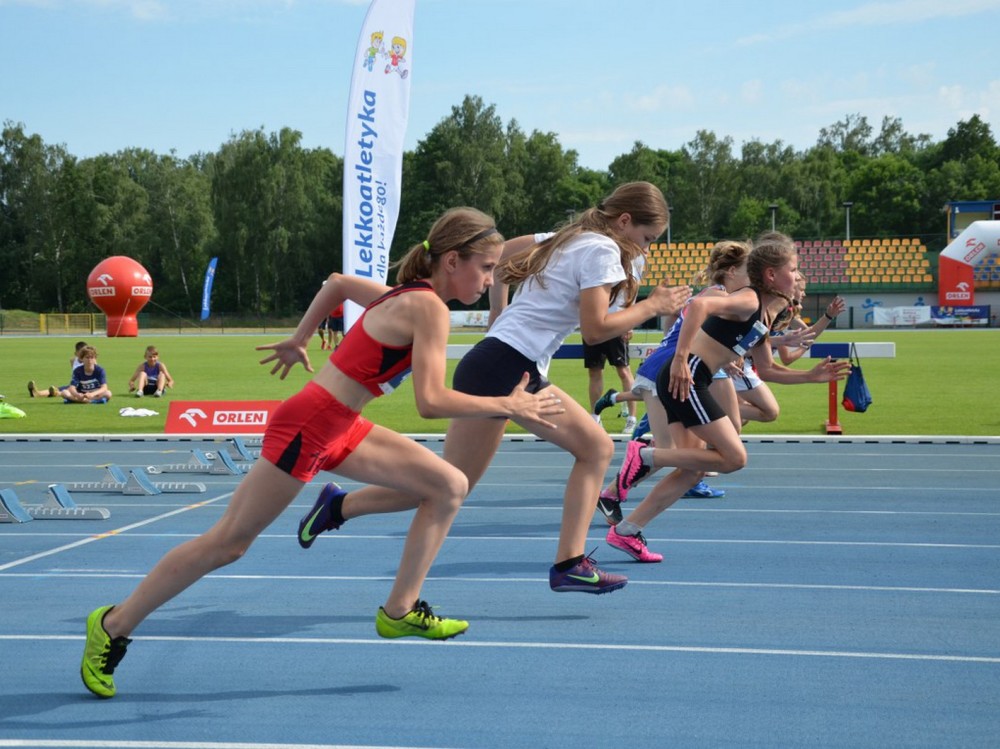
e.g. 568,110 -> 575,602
616,440 -> 651,498
606,525 -> 663,563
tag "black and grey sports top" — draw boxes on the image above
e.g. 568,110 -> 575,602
700,288 -> 769,356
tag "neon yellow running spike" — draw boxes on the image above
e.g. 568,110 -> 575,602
80,605 -> 131,698
375,600 -> 468,640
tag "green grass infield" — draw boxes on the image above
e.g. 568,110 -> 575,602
1,329 -> 998,437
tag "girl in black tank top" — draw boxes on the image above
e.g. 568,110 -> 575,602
604,234 -> 852,564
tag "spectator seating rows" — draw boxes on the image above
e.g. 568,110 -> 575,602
972,252 -> 1000,289
644,238 -> 935,289
842,238 -> 934,285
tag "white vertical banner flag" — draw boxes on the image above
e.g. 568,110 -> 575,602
342,0 -> 415,331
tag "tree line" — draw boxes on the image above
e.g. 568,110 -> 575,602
2,95 -> 998,317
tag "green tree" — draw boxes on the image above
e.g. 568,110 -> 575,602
0,123 -> 76,310
846,153 -> 926,238
674,130 -> 738,240
211,127 -> 317,315
111,148 -> 215,317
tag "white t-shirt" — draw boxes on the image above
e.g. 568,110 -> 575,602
488,231 -> 626,376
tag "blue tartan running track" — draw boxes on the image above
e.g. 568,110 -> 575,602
1,434 -> 998,749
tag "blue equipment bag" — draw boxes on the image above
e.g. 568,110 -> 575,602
841,343 -> 873,413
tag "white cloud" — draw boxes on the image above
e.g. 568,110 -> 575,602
735,0 -> 1000,46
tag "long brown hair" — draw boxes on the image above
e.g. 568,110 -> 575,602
393,207 -> 503,283
750,231 -> 797,329
497,181 -> 669,305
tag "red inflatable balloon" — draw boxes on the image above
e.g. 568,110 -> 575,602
86,256 -> 153,337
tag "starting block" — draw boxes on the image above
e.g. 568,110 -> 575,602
31,485 -> 110,519
66,465 -> 207,495
224,437 -> 259,462
147,448 -> 251,476
147,450 -> 213,474
208,450 -> 253,475
1,488 -> 34,523
0,485 -> 109,521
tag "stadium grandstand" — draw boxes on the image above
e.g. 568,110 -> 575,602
643,238 -> 938,293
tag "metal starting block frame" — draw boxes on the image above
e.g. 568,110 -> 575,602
0,485 -> 109,522
147,450 -> 213,474
204,450 -> 253,475
146,437 -> 258,474
222,437 -> 259,462
66,465 -> 206,495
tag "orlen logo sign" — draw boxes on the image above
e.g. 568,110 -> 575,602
963,238 -> 986,264
165,400 -> 282,434
131,286 -> 153,297
945,281 -> 972,301
214,409 -> 269,426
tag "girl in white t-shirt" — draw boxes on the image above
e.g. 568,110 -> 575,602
304,181 -> 691,595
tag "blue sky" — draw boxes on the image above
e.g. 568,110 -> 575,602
3,0 -> 1000,171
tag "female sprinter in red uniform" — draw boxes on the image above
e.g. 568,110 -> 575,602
80,207 -> 564,699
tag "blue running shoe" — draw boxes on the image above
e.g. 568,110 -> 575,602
298,483 -> 347,549
593,389 -> 618,416
683,480 -> 725,499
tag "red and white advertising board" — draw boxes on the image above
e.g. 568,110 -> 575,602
165,401 -> 282,434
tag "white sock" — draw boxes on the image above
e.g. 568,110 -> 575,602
639,446 -> 655,467
616,520 -> 642,536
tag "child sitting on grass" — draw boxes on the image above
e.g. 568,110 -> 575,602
128,345 -> 174,398
59,346 -> 112,404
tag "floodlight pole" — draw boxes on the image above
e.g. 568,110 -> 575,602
769,203 -> 778,231
843,201 -> 854,242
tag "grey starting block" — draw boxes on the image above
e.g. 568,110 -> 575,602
225,437 -> 259,462
147,450 -> 213,475
147,448 -> 251,476
208,450 -> 252,475
0,485 -> 110,521
1,488 -> 34,523
28,484 -> 110,519
66,464 -> 206,495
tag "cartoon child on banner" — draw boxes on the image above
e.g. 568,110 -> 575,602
363,31 -> 384,72
385,35 -> 409,78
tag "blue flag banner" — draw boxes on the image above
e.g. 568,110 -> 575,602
341,0 -> 415,331
200,256 -> 218,321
